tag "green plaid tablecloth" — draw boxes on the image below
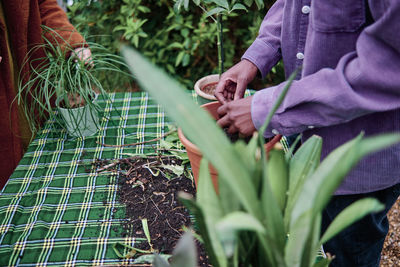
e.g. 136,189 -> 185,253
0,92 -> 177,266
0,91 -> 289,266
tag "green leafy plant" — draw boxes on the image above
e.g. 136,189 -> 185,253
174,0 -> 264,75
15,26 -> 128,137
67,0 -> 278,89
122,47 -> 400,266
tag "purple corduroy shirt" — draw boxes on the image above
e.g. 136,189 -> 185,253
242,0 -> 400,195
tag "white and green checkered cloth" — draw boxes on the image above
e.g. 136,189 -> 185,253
0,91 -> 289,266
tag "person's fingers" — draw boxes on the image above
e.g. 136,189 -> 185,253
217,114 -> 230,129
215,79 -> 228,104
227,124 -> 238,134
217,104 -> 228,117
234,78 -> 247,100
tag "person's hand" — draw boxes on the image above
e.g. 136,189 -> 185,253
72,47 -> 93,67
215,59 -> 258,104
217,95 -> 256,136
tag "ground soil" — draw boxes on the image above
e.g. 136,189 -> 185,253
380,197 -> 400,266
96,156 -> 211,266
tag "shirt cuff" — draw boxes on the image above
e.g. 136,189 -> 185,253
251,85 -> 307,138
242,38 -> 281,79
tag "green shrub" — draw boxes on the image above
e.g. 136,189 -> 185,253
67,0 -> 282,89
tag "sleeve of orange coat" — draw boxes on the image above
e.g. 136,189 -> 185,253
38,0 -> 86,48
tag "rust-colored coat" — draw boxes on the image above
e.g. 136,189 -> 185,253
0,0 -> 85,189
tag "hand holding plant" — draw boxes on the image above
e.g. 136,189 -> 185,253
15,26 -> 128,138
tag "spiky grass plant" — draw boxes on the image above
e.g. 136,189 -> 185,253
15,26 -> 128,138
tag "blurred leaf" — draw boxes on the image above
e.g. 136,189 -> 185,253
312,257 -> 332,267
178,192 -> 225,267
170,232 -> 197,267
206,7 -> 227,17
320,198 -> 384,244
232,3 -> 248,12
267,147 -> 288,212
211,0 -> 229,9
197,158 -> 223,222
153,254 -> 171,267
285,136 -> 322,229
216,212 -> 266,234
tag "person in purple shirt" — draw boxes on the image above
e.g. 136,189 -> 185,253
215,0 -> 400,266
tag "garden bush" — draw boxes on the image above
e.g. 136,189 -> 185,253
66,0 -> 284,90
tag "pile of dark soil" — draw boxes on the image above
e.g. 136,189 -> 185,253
201,83 -> 217,95
98,156 -> 211,266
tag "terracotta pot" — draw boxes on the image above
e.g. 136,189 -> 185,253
194,74 -> 219,105
178,101 -> 282,193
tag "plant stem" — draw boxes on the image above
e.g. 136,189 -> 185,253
97,129 -> 176,147
217,13 -> 224,76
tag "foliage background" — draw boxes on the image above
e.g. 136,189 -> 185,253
66,0 -> 284,91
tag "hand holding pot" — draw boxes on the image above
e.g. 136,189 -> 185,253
217,95 -> 256,136
214,59 -> 258,104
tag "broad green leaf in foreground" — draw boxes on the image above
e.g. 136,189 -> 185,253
320,198 -> 384,244
197,159 -> 227,267
170,232 -> 197,267
285,136 -> 322,229
178,192 -> 223,267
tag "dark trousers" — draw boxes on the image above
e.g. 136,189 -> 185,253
321,183 -> 400,267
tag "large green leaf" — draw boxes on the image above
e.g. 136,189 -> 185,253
216,212 -> 266,259
285,136 -> 322,229
216,212 -> 266,234
320,198 -> 384,244
197,158 -> 223,222
178,192 -> 224,267
122,47 -> 261,219
196,159 -> 227,267
260,149 -> 286,266
287,133 -> 400,267
300,214 -> 322,267
211,0 -> 229,9
284,210 -> 313,267
153,254 -> 170,267
170,232 -> 197,267
312,133 -> 400,217
267,147 -> 289,212
290,133 -> 400,228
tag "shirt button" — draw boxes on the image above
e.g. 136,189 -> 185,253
302,5 -> 311,14
308,125 -> 315,129
296,52 -> 304,60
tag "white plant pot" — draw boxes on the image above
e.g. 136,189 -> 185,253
56,94 -> 100,137
194,74 -> 219,105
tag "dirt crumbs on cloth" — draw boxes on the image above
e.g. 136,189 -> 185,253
97,156 -> 211,266
380,197 -> 400,266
